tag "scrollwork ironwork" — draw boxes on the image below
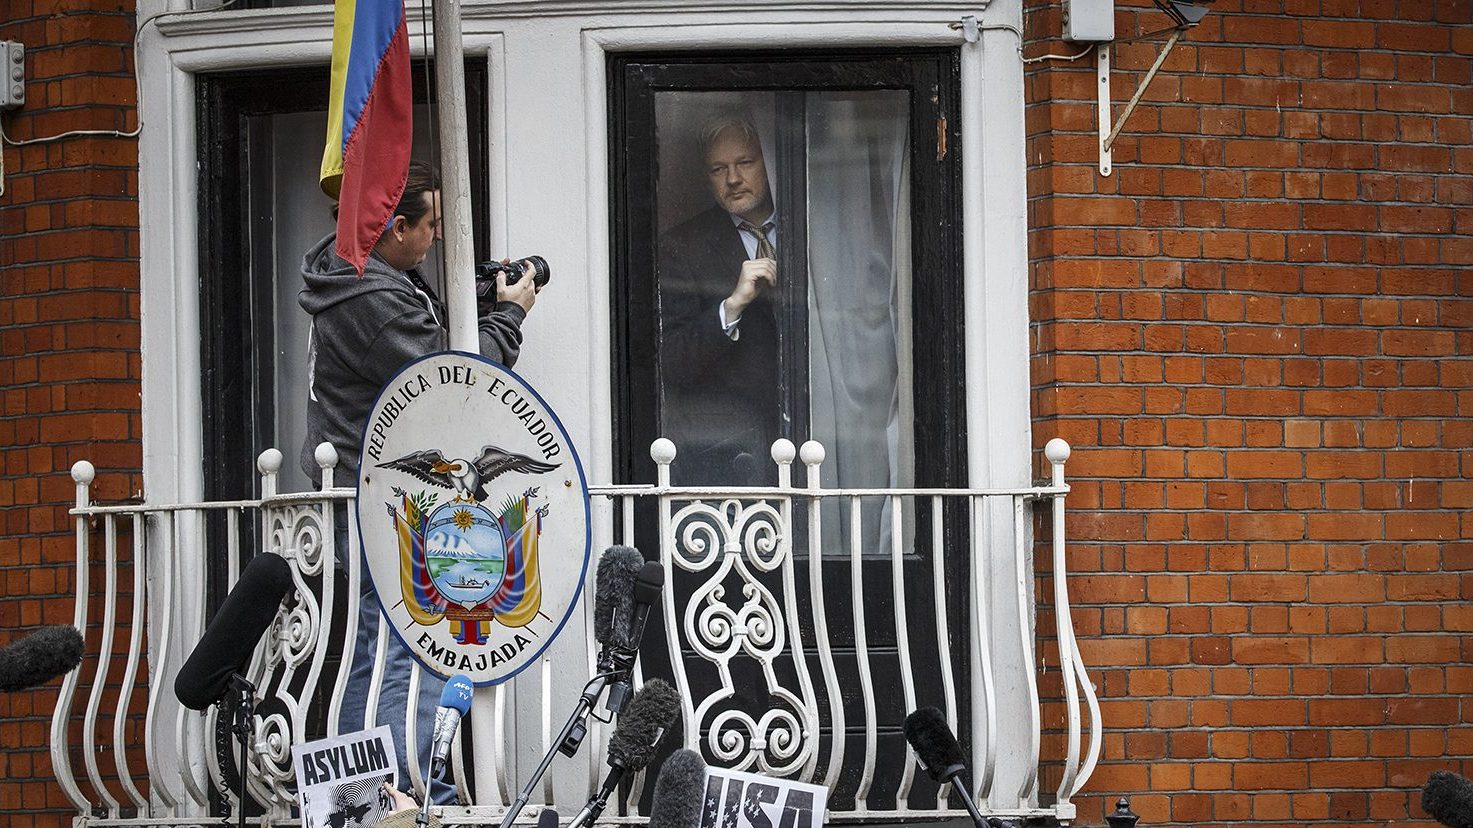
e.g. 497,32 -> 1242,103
667,496 -> 816,775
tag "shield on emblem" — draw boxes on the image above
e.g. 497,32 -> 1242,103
424,502 -> 506,609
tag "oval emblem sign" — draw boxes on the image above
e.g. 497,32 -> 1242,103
356,352 -> 590,685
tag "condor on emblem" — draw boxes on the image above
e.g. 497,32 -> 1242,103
357,352 -> 590,685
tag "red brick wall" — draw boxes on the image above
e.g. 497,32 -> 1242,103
2,0 -> 1471,823
0,0 -> 141,822
1027,0 -> 1471,824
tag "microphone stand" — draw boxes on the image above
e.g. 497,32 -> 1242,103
226,672 -> 256,828
940,766 -> 986,828
565,777 -> 618,828
499,670 -> 619,828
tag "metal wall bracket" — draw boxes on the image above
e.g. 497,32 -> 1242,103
1096,28 -> 1183,177
1096,43 -> 1111,176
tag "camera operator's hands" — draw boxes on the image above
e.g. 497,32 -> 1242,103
495,259 -> 538,314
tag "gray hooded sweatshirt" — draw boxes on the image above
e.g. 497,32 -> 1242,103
297,233 -> 526,483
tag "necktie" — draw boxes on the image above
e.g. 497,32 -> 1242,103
740,221 -> 775,260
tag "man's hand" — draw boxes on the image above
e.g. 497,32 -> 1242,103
381,781 -> 416,815
723,257 -> 776,322
495,259 -> 538,314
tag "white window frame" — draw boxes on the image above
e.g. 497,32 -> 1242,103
136,0 -> 1036,807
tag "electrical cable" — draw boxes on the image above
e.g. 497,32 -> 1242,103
0,0 -> 239,195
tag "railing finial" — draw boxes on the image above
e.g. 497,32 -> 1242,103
257,448 -> 283,475
1044,438 -> 1070,488
258,448 -> 284,498
772,439 -> 796,488
651,438 -> 676,488
798,440 -> 825,489
71,460 -> 96,485
70,460 -> 95,508
314,441 -> 339,490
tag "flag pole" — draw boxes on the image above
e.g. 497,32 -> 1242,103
430,0 -> 477,352
427,0 -> 502,793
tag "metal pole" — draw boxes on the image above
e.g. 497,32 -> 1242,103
430,0 -> 478,352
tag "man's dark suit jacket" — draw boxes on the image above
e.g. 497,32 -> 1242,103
657,205 -> 781,486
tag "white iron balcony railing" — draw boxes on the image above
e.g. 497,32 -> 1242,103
52,438 -> 1098,826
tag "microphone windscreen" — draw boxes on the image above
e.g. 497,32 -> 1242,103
441,673 -> 475,715
608,678 -> 680,772
633,560 -> 664,606
0,624 -> 85,692
649,748 -> 707,828
1423,770 -> 1473,828
536,807 -> 559,828
174,553 -> 293,710
593,546 -> 643,646
903,706 -> 966,783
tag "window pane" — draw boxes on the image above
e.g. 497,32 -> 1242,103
268,111 -> 335,494
652,89 -> 915,550
251,103 -> 456,493
804,90 -> 913,491
654,91 -> 781,487
805,91 -> 915,552
653,92 -> 913,473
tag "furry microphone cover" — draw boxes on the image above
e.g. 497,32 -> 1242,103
0,625 -> 85,692
1424,770 -> 1473,828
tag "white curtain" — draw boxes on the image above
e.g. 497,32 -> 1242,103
805,91 -> 914,553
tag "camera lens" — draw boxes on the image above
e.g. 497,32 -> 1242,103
519,256 -> 550,288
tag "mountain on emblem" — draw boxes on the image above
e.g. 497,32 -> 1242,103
425,503 -> 507,608
376,444 -> 559,503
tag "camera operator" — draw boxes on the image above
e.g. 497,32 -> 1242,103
297,158 -> 539,798
300,160 -> 537,483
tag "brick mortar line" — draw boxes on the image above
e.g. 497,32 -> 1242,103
1028,289 -> 1472,297
1032,321 -> 1473,330
1028,352 -> 1473,360
1028,225 -> 1472,235
0,258 -> 140,266
1033,192 -> 1473,203
1031,194 -> 1473,203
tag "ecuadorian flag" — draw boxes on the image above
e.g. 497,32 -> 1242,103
320,0 -> 412,275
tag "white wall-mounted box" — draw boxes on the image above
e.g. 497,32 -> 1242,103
1063,0 -> 1115,41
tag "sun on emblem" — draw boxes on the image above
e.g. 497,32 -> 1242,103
452,508 -> 475,530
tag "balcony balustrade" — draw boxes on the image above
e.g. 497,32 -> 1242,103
51,438 -> 1097,826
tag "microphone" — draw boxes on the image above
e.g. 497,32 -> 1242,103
536,807 -> 560,828
0,624 -> 85,692
567,679 -> 681,828
556,547 -> 644,758
649,748 -> 707,828
603,561 -> 664,714
593,546 -> 643,650
1423,770 -> 1473,828
174,553 -> 294,710
903,706 -> 985,828
429,673 -> 475,780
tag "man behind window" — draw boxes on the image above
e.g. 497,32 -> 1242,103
297,159 -> 538,797
658,114 -> 782,485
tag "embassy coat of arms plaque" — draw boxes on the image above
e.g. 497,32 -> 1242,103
356,352 -> 590,685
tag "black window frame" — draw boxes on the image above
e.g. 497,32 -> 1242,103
609,48 -> 968,493
608,48 -> 971,812
196,61 -> 490,503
